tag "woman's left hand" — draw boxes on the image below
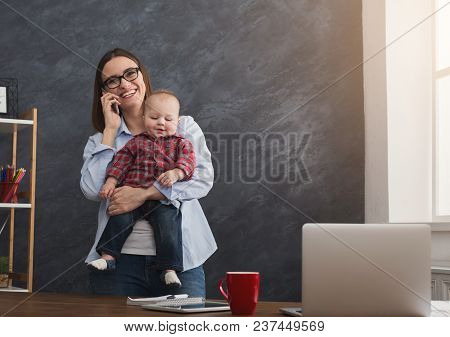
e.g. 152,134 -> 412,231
108,186 -> 147,215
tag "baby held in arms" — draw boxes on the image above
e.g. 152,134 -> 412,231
89,90 -> 195,288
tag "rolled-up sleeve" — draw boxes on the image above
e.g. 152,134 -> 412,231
154,116 -> 214,202
80,133 -> 116,202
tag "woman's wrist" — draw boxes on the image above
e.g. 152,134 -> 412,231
102,128 -> 117,147
145,185 -> 167,201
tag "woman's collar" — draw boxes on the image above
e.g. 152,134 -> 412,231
117,115 -> 132,136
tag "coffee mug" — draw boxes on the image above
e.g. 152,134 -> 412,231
218,272 -> 260,315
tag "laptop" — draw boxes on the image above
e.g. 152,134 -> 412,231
293,223 -> 431,316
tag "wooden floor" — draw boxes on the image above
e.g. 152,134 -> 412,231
0,292 -> 301,317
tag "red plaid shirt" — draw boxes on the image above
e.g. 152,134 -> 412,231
106,132 -> 196,188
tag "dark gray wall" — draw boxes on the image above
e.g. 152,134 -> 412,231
0,0 -> 364,301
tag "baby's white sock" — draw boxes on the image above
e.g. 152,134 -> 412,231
164,270 -> 182,287
88,258 -> 108,270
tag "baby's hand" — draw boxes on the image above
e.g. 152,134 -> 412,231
157,169 -> 183,187
99,180 -> 116,199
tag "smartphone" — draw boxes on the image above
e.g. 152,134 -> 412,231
112,102 -> 120,114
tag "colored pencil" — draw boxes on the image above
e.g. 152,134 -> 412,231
0,165 -> 26,202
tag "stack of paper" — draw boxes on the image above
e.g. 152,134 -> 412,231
126,294 -> 189,306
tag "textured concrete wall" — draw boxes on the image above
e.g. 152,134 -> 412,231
0,0 -> 363,301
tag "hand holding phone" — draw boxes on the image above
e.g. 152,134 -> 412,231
101,89 -> 121,130
101,89 -> 120,115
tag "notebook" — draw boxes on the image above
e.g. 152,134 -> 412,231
140,297 -> 230,314
127,294 -> 189,306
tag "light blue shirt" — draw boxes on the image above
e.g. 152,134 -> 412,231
80,115 -> 217,270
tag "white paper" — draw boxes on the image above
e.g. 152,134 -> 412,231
0,87 -> 6,113
126,293 -> 188,305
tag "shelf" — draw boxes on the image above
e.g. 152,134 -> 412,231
0,117 -> 33,134
0,286 -> 29,292
0,108 -> 36,293
0,203 -> 31,209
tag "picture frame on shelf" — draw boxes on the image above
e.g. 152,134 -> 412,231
0,78 -> 18,119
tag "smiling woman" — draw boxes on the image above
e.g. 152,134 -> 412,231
80,48 -> 217,297
91,49 -> 152,133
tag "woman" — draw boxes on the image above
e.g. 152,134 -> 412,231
80,48 -> 217,297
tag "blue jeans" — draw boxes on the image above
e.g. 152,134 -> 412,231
88,254 -> 205,297
97,200 -> 183,271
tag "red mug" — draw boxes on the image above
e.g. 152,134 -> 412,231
218,272 -> 260,315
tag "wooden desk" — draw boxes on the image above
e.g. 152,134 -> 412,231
0,292 -> 301,317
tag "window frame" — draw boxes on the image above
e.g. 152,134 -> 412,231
432,0 -> 450,221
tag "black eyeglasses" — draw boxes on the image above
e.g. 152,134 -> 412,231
103,67 -> 140,89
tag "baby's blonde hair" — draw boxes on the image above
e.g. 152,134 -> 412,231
152,89 -> 178,99
144,89 -> 180,116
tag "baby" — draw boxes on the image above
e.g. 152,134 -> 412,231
88,90 -> 195,288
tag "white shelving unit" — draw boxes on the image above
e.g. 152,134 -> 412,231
0,108 -> 37,293
0,203 -> 32,209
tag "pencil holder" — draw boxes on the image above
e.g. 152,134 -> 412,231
0,182 -> 19,203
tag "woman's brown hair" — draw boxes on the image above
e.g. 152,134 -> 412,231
91,48 -> 153,132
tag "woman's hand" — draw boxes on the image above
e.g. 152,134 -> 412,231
108,186 -> 147,216
101,91 -> 122,131
108,185 -> 167,216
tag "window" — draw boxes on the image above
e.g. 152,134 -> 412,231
434,0 -> 450,219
